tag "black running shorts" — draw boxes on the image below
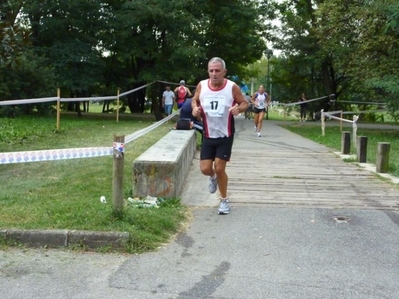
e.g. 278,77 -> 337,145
253,107 -> 266,114
200,136 -> 234,161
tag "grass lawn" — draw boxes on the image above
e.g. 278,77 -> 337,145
282,122 -> 399,177
0,112 -> 188,253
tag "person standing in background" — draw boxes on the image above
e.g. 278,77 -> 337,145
162,85 -> 175,116
299,93 -> 308,122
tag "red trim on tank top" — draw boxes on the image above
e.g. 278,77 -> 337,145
207,79 -> 228,91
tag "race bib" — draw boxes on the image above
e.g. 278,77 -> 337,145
258,100 -> 265,108
203,95 -> 226,117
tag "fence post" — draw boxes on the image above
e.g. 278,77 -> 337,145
376,142 -> 391,173
283,106 -> 286,124
341,131 -> 351,154
116,89 -> 120,122
352,115 -> 358,148
340,110 -> 343,132
321,109 -> 325,136
56,88 -> 61,131
113,135 -> 125,215
357,136 -> 368,163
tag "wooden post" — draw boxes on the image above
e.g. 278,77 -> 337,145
352,115 -> 358,148
321,109 -> 325,136
376,142 -> 391,173
341,131 -> 351,154
113,135 -> 125,214
356,136 -> 368,163
116,89 -> 120,122
56,88 -> 61,131
340,110 -> 343,132
283,106 -> 286,124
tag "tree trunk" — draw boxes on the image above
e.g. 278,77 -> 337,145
148,82 -> 163,121
126,81 -> 146,113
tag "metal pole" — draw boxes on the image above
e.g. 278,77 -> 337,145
264,49 -> 273,120
56,88 -> 61,131
266,60 -> 270,120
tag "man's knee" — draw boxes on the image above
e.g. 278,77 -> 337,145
214,160 -> 227,176
200,160 -> 213,175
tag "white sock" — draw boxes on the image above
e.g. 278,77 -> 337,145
211,174 -> 217,180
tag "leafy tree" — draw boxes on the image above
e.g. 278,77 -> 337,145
100,0 -> 267,117
316,0 -> 399,120
0,1 -> 57,116
259,0 -> 346,113
2,0 -> 268,119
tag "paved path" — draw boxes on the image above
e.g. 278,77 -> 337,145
2,117 -> 399,299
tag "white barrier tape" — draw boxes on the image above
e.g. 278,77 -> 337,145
125,110 -> 179,144
283,94 -> 334,107
338,101 -> 386,105
0,97 -> 59,106
325,110 -> 342,115
0,82 -> 196,108
119,82 -> 156,98
0,147 -> 113,165
342,109 -> 387,115
157,80 -> 197,88
324,109 -> 387,116
60,95 -> 118,102
323,112 -> 355,123
0,83 -> 157,107
324,109 -> 387,117
0,109 -> 179,164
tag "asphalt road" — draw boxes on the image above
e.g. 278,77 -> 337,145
1,117 -> 399,299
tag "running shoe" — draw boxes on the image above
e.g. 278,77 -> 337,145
218,200 -> 230,214
208,176 -> 218,194
254,125 -> 257,132
257,132 -> 261,137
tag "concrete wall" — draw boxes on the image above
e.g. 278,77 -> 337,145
133,130 -> 196,198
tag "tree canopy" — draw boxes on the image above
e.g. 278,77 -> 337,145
0,0 -> 267,115
1,0 -> 399,121
256,0 -> 399,120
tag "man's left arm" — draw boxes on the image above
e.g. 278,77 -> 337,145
229,84 -> 248,116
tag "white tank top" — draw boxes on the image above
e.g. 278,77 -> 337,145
255,93 -> 267,109
200,79 -> 235,138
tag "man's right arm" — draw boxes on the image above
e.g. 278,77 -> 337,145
192,83 -> 202,118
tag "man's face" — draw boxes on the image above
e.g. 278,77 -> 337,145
208,61 -> 227,85
166,86 -> 170,91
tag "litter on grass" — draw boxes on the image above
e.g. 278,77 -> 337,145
126,195 -> 165,208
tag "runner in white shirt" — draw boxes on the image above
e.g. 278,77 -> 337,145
251,85 -> 269,137
192,57 -> 248,215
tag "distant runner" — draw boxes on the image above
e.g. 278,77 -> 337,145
251,85 -> 269,137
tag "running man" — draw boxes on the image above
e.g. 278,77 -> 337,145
251,85 -> 269,137
192,57 -> 248,214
